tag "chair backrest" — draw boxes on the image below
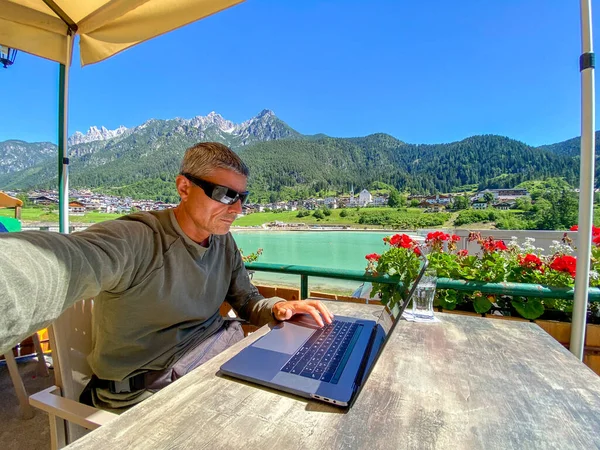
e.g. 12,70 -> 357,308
56,299 -> 237,396
50,298 -> 94,401
49,298 -> 95,442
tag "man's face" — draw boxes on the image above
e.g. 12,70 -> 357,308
175,167 -> 247,243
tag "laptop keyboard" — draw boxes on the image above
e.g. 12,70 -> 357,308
281,320 -> 362,384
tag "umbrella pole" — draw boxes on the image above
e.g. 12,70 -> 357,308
571,0 -> 596,359
58,33 -> 73,234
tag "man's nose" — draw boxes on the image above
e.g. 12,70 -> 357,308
229,199 -> 243,214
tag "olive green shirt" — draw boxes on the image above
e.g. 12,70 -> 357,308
0,210 -> 282,380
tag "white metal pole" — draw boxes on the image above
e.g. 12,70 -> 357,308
59,33 -> 73,234
571,0 -> 595,359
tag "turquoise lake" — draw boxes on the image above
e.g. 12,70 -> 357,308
231,230 -> 395,294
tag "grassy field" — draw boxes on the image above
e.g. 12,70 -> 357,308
0,205 -> 519,230
232,207 -> 425,228
1,206 -> 452,229
0,207 -> 125,224
233,209 -> 354,227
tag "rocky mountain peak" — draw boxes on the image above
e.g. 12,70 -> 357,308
69,125 -> 128,145
188,111 -> 235,132
257,109 -> 275,119
63,110 -> 298,151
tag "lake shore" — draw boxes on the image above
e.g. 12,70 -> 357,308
231,225 -> 420,233
20,221 -> 423,234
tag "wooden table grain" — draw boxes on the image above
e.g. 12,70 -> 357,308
66,302 -> 600,450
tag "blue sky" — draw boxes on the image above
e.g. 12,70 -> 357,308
1,0 -> 596,147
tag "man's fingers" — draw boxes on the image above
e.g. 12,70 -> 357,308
304,305 -> 324,327
274,305 -> 294,321
273,300 -> 334,327
311,301 -> 334,324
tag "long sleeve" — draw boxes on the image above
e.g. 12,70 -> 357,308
0,222 -> 154,355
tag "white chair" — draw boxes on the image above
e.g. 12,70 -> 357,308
3,332 -> 49,419
31,299 -> 246,449
29,299 -> 117,449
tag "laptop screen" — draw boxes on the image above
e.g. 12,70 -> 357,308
375,250 -> 429,331
352,253 -> 429,397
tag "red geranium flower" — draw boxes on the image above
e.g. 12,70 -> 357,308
413,247 -> 422,256
518,253 -> 543,270
426,231 -> 450,242
389,234 -> 401,246
457,249 -> 468,257
450,234 -> 461,242
549,255 -> 577,277
389,233 -> 415,249
494,240 -> 508,251
570,224 -> 600,237
481,238 -> 507,253
365,253 -> 381,261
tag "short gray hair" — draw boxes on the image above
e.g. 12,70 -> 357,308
180,142 -> 249,178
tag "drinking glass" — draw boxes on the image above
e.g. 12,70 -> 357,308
412,268 -> 437,321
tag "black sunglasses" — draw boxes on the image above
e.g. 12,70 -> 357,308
181,173 -> 250,206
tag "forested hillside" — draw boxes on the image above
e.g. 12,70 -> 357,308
241,134 -> 579,202
0,110 -> 587,203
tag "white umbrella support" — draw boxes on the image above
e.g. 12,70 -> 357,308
571,0 -> 596,359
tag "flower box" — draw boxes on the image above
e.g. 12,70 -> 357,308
366,231 -> 600,323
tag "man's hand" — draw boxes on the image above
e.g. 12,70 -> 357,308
272,300 -> 334,327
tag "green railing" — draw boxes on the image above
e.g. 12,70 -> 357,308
245,262 -> 600,302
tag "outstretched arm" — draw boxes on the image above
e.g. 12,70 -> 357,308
0,222 -> 151,355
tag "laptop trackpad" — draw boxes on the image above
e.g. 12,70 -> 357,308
253,322 -> 315,355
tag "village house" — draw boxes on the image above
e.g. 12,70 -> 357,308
323,197 -> 338,209
472,199 -> 489,209
302,199 -> 318,210
28,194 -> 57,206
472,188 -> 529,202
242,205 -> 258,214
492,200 -> 516,210
408,194 -> 427,204
358,189 -> 372,207
418,194 -> 452,206
68,201 -> 86,214
412,194 -> 451,209
371,194 -> 388,206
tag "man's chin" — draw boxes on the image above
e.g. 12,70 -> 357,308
214,223 -> 233,234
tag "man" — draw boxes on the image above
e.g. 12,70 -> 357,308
0,142 -> 332,409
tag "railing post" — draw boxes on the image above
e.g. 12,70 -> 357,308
301,275 -> 309,299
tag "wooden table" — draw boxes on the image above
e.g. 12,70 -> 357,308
66,302 -> 600,449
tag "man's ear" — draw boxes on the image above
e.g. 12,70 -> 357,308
175,175 -> 191,201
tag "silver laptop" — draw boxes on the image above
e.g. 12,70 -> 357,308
220,257 -> 429,407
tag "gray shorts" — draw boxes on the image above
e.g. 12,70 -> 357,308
92,319 -> 244,410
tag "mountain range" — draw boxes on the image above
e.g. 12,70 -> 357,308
0,110 -> 593,203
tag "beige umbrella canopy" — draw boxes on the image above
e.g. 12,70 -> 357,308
0,0 -> 245,235
0,0 -> 244,66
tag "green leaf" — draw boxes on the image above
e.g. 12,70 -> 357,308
472,296 -> 493,314
437,290 -> 457,310
512,298 -> 545,320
